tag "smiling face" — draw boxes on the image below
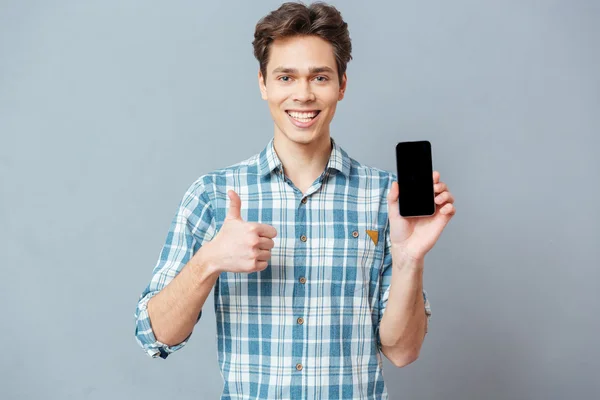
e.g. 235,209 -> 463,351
259,35 -> 347,146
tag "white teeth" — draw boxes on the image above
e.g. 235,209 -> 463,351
287,111 -> 319,119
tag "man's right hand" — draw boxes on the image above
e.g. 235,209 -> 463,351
201,189 -> 277,274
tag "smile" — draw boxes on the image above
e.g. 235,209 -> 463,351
285,110 -> 321,128
286,110 -> 320,122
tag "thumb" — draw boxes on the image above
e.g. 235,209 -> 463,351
226,190 -> 242,220
387,181 -> 400,218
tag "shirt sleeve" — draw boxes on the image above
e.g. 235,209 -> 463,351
375,213 -> 432,351
134,178 -> 216,359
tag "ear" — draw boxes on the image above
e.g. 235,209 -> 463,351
338,72 -> 347,101
258,70 -> 268,100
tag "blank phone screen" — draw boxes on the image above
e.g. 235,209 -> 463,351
395,141 -> 435,217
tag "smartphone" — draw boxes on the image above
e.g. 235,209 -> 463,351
395,140 -> 435,217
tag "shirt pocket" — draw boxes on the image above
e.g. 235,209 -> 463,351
321,227 -> 381,295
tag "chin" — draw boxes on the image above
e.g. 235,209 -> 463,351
282,128 -> 323,145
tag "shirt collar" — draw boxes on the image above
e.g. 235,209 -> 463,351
258,136 -> 351,179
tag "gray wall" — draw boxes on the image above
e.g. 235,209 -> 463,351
1,0 -> 598,399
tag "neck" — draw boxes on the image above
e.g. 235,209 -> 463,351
272,131 -> 332,192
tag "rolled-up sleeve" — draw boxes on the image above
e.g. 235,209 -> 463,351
375,210 -> 432,351
134,178 -> 216,359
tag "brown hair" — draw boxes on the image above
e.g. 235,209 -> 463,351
253,1 -> 352,85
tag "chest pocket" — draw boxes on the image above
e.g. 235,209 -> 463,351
321,226 -> 382,295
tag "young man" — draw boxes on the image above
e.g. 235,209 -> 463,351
134,2 -> 455,399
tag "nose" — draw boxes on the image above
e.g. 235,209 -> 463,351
293,80 -> 315,103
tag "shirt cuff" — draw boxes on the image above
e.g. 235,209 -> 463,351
134,292 -> 191,359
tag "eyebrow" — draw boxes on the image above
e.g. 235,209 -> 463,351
271,66 -> 335,75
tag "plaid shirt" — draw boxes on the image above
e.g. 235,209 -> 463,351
134,137 -> 431,399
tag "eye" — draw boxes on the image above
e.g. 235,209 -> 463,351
278,76 -> 292,82
314,76 -> 328,82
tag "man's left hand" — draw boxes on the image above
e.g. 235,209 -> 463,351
386,171 -> 456,262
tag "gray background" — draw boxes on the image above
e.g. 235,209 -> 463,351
1,0 -> 598,399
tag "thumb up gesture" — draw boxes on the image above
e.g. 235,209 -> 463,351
206,190 -> 277,274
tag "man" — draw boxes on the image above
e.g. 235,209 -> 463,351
134,2 -> 456,399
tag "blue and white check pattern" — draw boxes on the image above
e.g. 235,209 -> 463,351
135,137 -> 431,399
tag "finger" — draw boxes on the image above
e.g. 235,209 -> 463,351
434,182 -> 447,194
387,181 -> 400,218
435,191 -> 454,205
440,203 -> 456,215
257,237 -> 275,250
226,190 -> 242,220
254,223 -> 278,239
255,260 -> 269,270
433,171 -> 440,184
256,249 -> 272,262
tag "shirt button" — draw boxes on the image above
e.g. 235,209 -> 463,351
352,230 -> 359,238
300,235 -> 307,242
296,363 -> 303,371
301,197 -> 307,204
297,317 -> 304,325
299,277 -> 306,284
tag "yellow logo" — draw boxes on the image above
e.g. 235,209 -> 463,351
365,230 -> 378,245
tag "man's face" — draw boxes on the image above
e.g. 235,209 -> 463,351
259,35 -> 346,146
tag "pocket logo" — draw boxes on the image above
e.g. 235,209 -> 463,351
365,229 -> 379,245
